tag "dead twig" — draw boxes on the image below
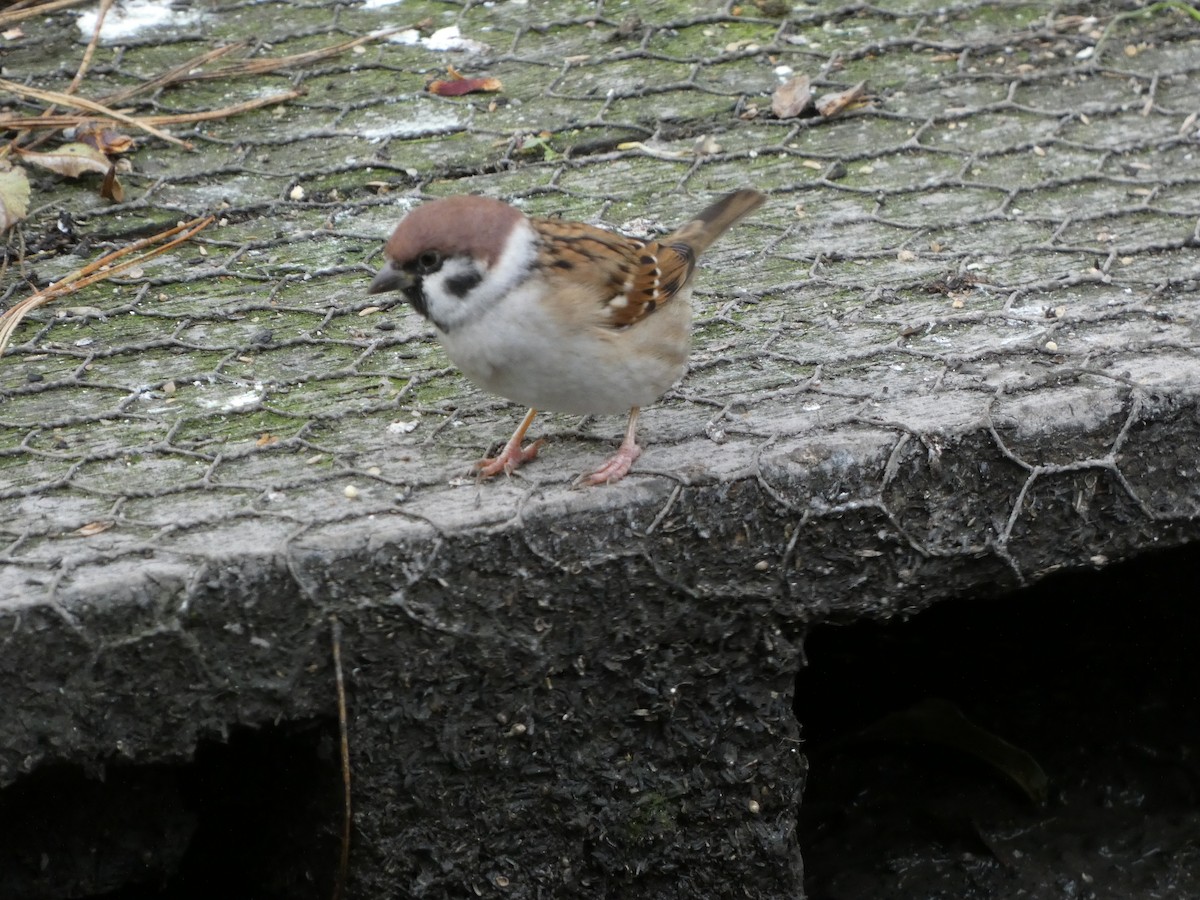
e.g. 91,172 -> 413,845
66,0 -> 112,94
98,42 -> 250,107
1,27 -> 409,146
330,615 -> 352,900
5,0 -> 111,155
0,79 -> 193,149
174,28 -> 419,82
0,90 -> 305,134
0,0 -> 92,28
1089,1 -> 1200,62
137,90 -> 308,126
0,215 -> 214,358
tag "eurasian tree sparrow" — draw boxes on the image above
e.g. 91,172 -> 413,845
368,189 -> 765,484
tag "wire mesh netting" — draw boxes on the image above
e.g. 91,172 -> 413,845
3,1 -> 1198,604
1,2 -> 1199,897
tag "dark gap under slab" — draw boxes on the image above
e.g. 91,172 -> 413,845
796,545 -> 1200,900
6,545 -> 1198,900
0,719 -> 340,900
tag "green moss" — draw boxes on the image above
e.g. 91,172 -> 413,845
165,406 -> 301,446
645,19 -> 776,58
622,791 -> 679,846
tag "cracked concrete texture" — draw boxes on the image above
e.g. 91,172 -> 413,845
2,0 -> 1199,896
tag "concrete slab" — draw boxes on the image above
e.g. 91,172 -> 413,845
1,1 -> 1198,896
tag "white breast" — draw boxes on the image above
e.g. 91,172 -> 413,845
437,279 -> 692,416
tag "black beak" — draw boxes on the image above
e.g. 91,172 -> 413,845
368,261 -> 414,295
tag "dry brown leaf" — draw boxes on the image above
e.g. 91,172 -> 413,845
771,74 -> 812,119
610,13 -> 642,40
428,64 -> 502,96
17,142 -> 112,178
74,122 -> 135,155
816,80 -> 867,118
75,520 -> 115,537
256,433 -> 278,447
856,698 -> 1049,805
428,74 -> 502,96
100,165 -> 124,202
0,163 -> 31,234
754,0 -> 791,16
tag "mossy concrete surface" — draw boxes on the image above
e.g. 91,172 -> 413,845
1,1 -> 1199,897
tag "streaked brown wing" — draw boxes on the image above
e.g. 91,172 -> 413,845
532,218 -> 695,329
615,240 -> 696,327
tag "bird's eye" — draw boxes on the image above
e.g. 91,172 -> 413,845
414,251 -> 442,275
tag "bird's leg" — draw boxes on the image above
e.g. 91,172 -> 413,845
475,408 -> 543,478
577,407 -> 643,486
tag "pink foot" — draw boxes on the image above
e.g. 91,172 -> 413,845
474,408 -> 542,479
474,438 -> 544,479
575,441 -> 642,486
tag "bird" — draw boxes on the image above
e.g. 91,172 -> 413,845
367,189 -> 766,485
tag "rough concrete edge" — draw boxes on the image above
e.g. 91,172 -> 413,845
3,377 -> 1198,784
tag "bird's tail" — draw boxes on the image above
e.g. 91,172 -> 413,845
667,189 -> 766,256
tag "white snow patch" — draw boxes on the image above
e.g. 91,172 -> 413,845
379,24 -> 488,53
76,0 -> 204,43
357,109 -> 462,140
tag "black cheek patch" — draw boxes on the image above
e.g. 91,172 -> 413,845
445,269 -> 484,298
404,280 -> 429,319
